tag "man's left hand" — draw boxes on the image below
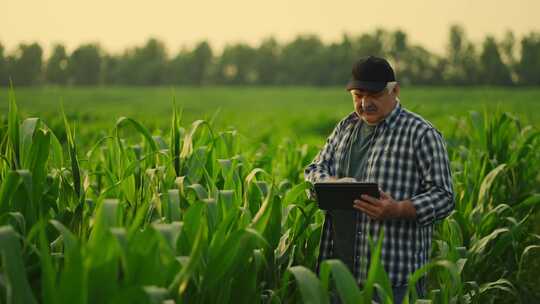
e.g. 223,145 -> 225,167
353,190 -> 402,220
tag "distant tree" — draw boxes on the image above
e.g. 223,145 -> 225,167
167,41 -> 213,86
114,38 -> 168,85
107,52 -> 132,85
190,41 -> 213,85
516,32 -> 540,85
500,31 -> 517,67
389,30 -> 408,75
254,37 -> 280,85
445,25 -> 480,85
9,42 -> 43,86
167,48 -> 190,85
3,27 -> 540,87
68,43 -> 101,85
214,43 -> 257,85
499,31 -> 518,82
398,46 -> 442,85
320,34 -> 356,86
352,29 -> 388,58
479,36 -> 513,85
100,54 -> 122,85
45,44 -> 69,85
133,38 -> 167,85
278,35 -> 326,85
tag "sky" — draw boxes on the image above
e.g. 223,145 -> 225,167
2,0 -> 539,56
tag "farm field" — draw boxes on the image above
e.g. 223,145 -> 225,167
3,86 -> 540,146
0,86 -> 539,303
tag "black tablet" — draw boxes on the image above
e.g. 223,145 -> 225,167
314,182 -> 380,210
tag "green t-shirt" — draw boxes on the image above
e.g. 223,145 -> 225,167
347,122 -> 377,179
331,121 -> 378,273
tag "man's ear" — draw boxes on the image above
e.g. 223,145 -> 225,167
393,83 -> 400,96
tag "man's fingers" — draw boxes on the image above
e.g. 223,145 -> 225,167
354,206 -> 378,219
353,203 -> 376,218
379,190 -> 390,199
360,194 -> 380,204
354,200 -> 378,213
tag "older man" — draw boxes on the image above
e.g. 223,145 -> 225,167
304,56 -> 454,302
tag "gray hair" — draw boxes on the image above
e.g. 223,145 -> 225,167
385,81 -> 398,92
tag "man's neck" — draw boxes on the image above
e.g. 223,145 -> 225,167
362,119 -> 379,127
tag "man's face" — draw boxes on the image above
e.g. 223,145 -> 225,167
350,83 -> 399,125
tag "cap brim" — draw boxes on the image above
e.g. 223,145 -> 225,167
346,80 -> 386,93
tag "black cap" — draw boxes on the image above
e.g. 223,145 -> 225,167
346,56 -> 396,92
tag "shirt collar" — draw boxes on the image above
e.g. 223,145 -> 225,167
382,102 -> 402,129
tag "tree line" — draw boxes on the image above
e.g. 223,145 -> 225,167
1,25 -> 539,87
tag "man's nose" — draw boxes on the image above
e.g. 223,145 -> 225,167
361,96 -> 375,105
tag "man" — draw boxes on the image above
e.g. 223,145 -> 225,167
304,56 -> 454,302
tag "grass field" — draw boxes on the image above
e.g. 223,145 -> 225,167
3,86 -> 540,146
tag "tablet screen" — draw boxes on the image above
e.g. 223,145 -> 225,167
313,182 -> 380,210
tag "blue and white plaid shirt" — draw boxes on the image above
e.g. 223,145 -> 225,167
304,103 -> 454,289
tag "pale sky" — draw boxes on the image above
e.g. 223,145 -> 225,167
2,0 -> 539,56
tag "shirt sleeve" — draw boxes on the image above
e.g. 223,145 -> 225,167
411,128 -> 455,226
304,120 -> 344,183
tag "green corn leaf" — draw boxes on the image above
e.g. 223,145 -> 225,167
26,128 -> 50,208
152,222 -> 183,251
7,84 -> 20,169
515,194 -> 540,213
19,118 -> 40,169
89,199 -> 120,244
55,224 -> 87,304
61,105 -> 82,200
202,228 -> 267,293
217,189 -> 235,219
167,189 -> 182,222
185,183 -> 208,201
143,286 -> 170,304
283,181 -> 311,205
47,129 -> 64,169
361,229 -> 393,303
478,278 -> 516,298
477,164 -> 506,207
0,226 -> 38,304
39,221 -> 58,304
0,212 -> 25,236
170,216 -> 206,296
116,117 -> 158,153
319,259 -> 362,304
49,220 -> 78,257
288,266 -> 329,304
170,102 -> 183,177
180,120 -> 214,159
405,260 -> 461,302
0,171 -> 22,215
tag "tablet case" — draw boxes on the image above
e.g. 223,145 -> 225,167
314,182 -> 380,210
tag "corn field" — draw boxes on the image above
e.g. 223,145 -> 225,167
1,88 -> 539,304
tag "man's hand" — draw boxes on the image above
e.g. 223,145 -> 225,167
353,190 -> 416,220
323,176 -> 357,183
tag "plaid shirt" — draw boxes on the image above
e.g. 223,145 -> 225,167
304,103 -> 454,289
